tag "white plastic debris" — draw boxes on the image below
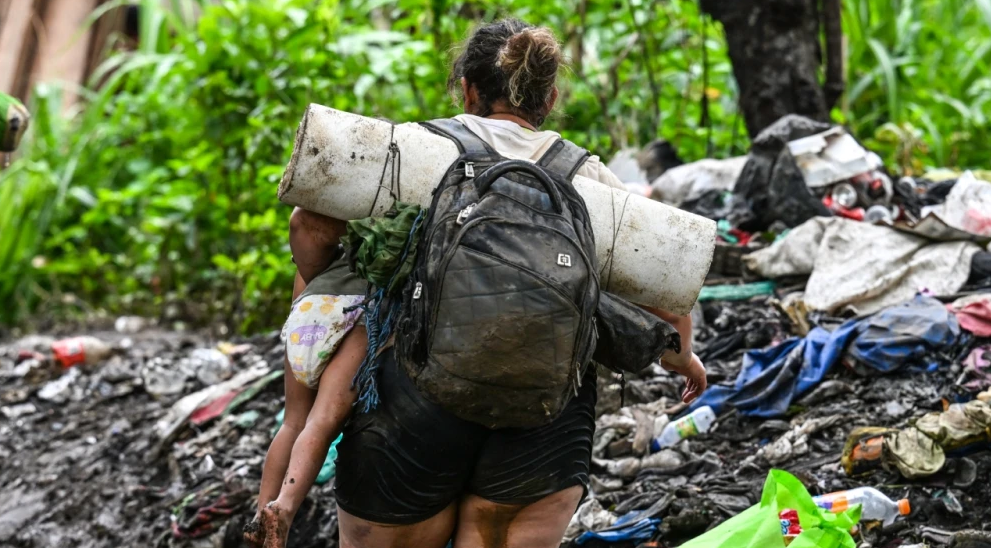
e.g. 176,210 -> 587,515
186,348 -> 233,386
37,368 -> 82,403
1,403 -> 37,419
650,156 -> 747,206
114,316 -> 148,334
787,127 -> 882,188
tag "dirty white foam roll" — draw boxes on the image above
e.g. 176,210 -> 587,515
279,104 -> 715,314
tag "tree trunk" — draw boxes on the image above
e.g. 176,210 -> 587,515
700,0 -> 831,138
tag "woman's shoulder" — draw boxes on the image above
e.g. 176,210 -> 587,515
574,153 -> 626,190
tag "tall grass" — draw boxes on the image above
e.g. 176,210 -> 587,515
843,0 -> 991,171
0,0 -> 202,325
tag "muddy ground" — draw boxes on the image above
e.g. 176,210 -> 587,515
1,298 -> 989,548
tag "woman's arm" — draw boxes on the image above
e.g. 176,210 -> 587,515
641,306 -> 707,404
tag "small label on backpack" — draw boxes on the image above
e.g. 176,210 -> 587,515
456,203 -> 476,225
413,282 -> 423,300
464,162 -> 475,178
557,254 -> 572,267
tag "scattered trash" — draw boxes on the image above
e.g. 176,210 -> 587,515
921,171 -> 991,238
170,481 -> 250,539
813,487 -> 910,526
787,126 -> 883,189
234,409 -> 260,429
652,406 -> 716,451
153,362 -> 271,447
691,295 -> 960,417
914,399 -> 991,453
37,367 -> 82,403
729,115 -> 834,231
114,315 -> 148,334
744,217 -> 981,315
142,357 -> 190,398
575,509 -> 661,544
185,347 -> 233,386
565,499 -> 618,542
650,157 -> 747,207
679,470 -> 859,548
948,294 -> 991,338
841,399 -> 991,480
958,345 -> 991,392
698,281 -> 776,302
1,402 -> 37,419
51,336 -> 111,368
759,415 -> 843,466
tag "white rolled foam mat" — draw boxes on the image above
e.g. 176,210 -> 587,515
279,104 -> 715,314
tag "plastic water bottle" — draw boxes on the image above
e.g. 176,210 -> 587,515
650,406 -> 716,451
51,336 -> 112,368
813,487 -> 910,526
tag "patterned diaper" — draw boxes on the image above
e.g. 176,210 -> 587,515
281,294 -> 365,388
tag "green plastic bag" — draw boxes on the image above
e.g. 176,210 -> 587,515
680,470 -> 861,548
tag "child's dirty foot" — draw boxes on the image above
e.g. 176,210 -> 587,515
260,503 -> 291,548
243,514 -> 264,547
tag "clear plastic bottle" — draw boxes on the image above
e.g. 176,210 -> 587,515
813,487 -> 910,526
51,336 -> 111,368
650,406 -> 716,452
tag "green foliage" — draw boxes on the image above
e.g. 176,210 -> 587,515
843,0 -> 991,172
1,0 -> 987,330
0,0 -> 735,330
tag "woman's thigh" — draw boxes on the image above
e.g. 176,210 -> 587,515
334,348 -> 488,531
339,503 -> 456,548
453,486 -> 583,548
451,369 -> 597,547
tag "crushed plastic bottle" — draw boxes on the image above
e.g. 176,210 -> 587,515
814,487 -> 910,526
650,406 -> 716,451
51,336 -> 111,368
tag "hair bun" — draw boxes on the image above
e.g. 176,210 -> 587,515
497,27 -> 562,108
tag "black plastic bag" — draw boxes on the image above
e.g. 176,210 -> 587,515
729,115 -> 833,231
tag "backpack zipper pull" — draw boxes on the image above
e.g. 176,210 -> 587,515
456,203 -> 476,225
412,282 -> 423,300
464,162 -> 475,178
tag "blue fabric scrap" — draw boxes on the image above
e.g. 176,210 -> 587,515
576,511 -> 662,544
690,295 -> 960,418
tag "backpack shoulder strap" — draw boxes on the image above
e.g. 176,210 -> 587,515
537,138 -> 591,181
420,118 -> 496,155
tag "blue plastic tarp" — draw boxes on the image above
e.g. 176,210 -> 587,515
691,295 -> 960,418
576,509 -> 662,545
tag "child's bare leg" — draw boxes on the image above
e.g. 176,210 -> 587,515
264,326 -> 367,547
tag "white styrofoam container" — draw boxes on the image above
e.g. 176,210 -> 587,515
279,104 -> 715,314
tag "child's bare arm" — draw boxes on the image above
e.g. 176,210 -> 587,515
256,272 -> 318,514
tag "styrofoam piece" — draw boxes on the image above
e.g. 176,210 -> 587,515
279,104 -> 715,313
788,126 -> 881,188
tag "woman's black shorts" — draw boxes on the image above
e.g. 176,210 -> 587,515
334,347 -> 597,525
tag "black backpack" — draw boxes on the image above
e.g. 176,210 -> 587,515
395,118 -> 600,429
